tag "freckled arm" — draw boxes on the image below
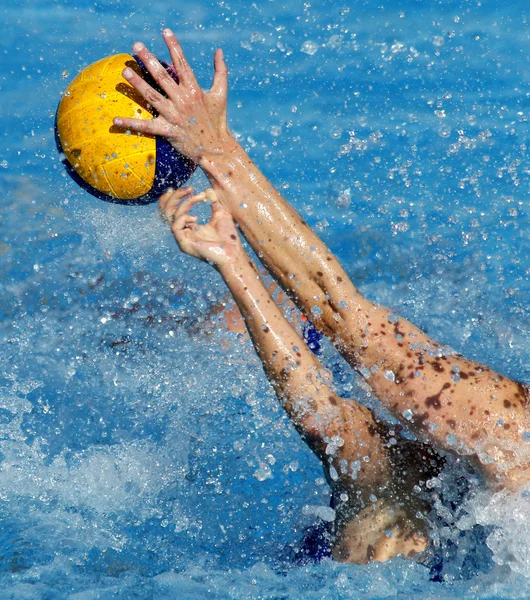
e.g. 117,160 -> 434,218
199,143 -> 433,380
116,32 -> 419,419
203,145 -> 530,489
125,31 -> 530,491
217,252 -> 390,491
201,144 -> 368,338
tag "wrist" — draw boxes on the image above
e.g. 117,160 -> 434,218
217,254 -> 256,284
197,135 -> 247,180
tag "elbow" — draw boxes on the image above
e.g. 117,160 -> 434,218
299,413 -> 327,442
297,403 -> 345,448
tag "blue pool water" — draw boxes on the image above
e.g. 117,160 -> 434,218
2,0 -> 530,597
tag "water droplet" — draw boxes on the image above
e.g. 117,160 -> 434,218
384,370 -> 395,382
301,41 -> 319,56
327,35 -> 343,49
330,125 -> 343,139
311,306 -> 322,317
253,464 -> 272,481
360,366 -> 370,379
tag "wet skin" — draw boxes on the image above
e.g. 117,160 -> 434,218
159,186 -> 437,562
115,30 -> 530,560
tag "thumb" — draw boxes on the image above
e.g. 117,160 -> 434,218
211,48 -> 228,99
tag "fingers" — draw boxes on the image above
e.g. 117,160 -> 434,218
173,213 -> 197,231
121,66 -> 168,113
159,187 -> 209,225
159,186 -> 193,222
204,187 -> 219,206
113,65 -> 176,135
174,192 -> 209,221
159,186 -> 192,214
132,42 -> 180,102
205,189 -> 225,218
113,115 -> 170,137
211,48 -> 228,99
162,29 -> 199,90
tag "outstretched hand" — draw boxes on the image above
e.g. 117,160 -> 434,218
113,29 -> 233,165
159,187 -> 242,267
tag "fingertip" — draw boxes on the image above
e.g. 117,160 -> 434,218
212,50 -> 228,91
171,186 -> 191,199
205,188 -> 218,202
162,28 -> 173,37
113,118 -> 123,127
132,42 -> 145,53
187,192 -> 204,203
214,48 -> 225,66
175,186 -> 193,201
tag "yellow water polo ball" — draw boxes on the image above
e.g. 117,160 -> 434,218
55,53 -> 195,204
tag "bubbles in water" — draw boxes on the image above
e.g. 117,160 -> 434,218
327,35 -> 343,49
301,41 -> 319,56
254,462 -> 272,481
302,504 -> 336,522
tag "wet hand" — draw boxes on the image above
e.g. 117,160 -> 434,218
113,29 -> 232,165
159,187 -> 242,266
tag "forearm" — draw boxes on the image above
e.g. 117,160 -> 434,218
218,254 -> 332,432
200,140 -> 373,341
160,178 -> 391,493
217,254 -> 390,485
200,141 -> 439,381
120,34 -> 403,371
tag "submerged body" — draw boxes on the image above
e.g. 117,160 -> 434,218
114,30 -> 530,563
